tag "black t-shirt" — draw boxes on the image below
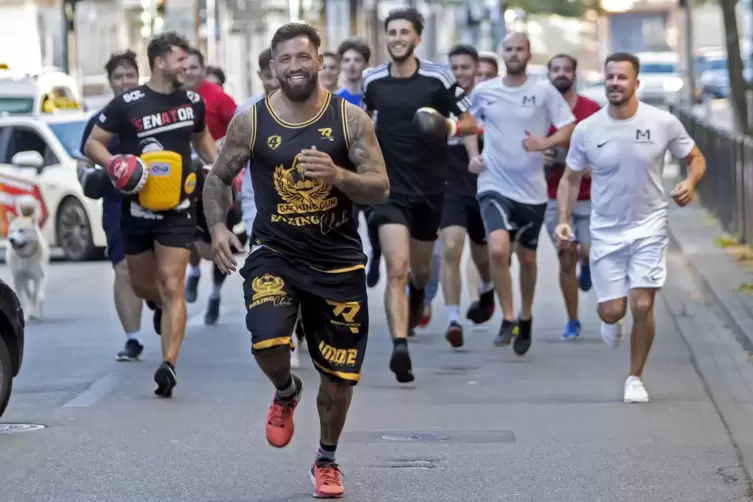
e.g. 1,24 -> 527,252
95,85 -> 206,209
362,59 -> 471,196
446,133 -> 482,197
249,92 -> 365,271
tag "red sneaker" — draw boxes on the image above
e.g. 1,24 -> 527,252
310,461 -> 345,498
418,305 -> 432,327
265,376 -> 302,448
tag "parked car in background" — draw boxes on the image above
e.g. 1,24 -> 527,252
633,52 -> 684,106
0,112 -> 107,261
0,277 -> 24,417
697,54 -> 753,102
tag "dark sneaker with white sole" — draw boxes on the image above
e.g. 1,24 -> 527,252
205,297 -> 220,325
116,339 -> 144,361
154,361 -> 177,398
185,275 -> 200,303
445,321 -> 464,348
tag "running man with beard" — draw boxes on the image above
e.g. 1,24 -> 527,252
555,52 -> 706,402
203,23 -> 389,497
79,50 -> 148,361
542,54 -> 601,340
85,32 -> 218,397
440,44 -> 495,348
363,7 -> 477,382
466,32 -> 575,354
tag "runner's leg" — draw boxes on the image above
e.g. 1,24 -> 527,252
441,225 -> 466,345
114,260 -> 145,360
185,246 -> 202,303
544,200 -> 581,339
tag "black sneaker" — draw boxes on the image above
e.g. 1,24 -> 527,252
366,251 -> 380,288
204,297 -> 220,325
389,343 -> 414,383
146,301 -> 162,336
445,321 -> 464,348
116,339 -> 144,361
466,289 -> 495,325
185,275 -> 200,304
513,318 -> 532,356
494,320 -> 516,346
154,361 -> 177,398
408,283 -> 425,329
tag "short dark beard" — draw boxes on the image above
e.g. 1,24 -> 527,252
553,78 -> 573,94
388,44 -> 415,64
279,73 -> 319,102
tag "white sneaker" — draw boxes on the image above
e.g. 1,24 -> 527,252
290,341 -> 301,369
600,320 -> 624,349
623,376 -> 649,403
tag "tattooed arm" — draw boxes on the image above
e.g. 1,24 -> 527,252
335,102 -> 389,204
203,109 -> 253,230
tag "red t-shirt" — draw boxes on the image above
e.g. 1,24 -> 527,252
196,80 -> 237,141
546,96 -> 602,200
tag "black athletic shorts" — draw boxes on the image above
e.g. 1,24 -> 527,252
120,201 -> 196,255
440,193 -> 486,246
369,193 -> 443,242
241,247 -> 369,386
477,192 -> 547,250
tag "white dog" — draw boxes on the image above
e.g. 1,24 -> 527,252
6,196 -> 50,321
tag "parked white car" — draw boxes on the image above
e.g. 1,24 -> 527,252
0,112 -> 106,261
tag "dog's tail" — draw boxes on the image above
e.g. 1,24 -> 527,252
16,195 -> 38,218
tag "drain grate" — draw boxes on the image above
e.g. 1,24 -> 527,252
381,433 -> 450,442
343,430 -> 516,444
373,458 -> 441,469
0,423 -> 46,434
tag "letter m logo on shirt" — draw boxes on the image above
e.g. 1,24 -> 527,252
636,129 -> 651,141
522,95 -> 536,106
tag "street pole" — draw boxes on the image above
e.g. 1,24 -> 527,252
683,0 -> 695,104
62,0 -> 78,80
206,0 -> 217,63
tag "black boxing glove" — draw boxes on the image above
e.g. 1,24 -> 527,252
413,107 -> 458,140
78,165 -> 110,200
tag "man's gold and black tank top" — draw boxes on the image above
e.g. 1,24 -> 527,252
248,91 -> 366,272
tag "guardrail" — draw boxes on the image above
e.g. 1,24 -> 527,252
669,105 -> 753,243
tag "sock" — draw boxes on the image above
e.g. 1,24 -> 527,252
188,265 -> 201,278
209,283 -> 222,300
393,338 -> 407,348
316,441 -> 337,462
275,375 -> 297,399
479,281 -> 494,294
126,331 -> 141,343
447,305 -> 459,325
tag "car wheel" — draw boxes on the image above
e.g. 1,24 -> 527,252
0,336 -> 12,417
56,197 -> 102,261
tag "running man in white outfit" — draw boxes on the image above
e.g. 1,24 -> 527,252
466,33 -> 575,354
555,52 -> 706,403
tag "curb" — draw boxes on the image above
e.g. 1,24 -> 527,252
666,220 -> 753,356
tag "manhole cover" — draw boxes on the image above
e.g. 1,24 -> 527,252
0,423 -> 46,434
381,433 -> 450,442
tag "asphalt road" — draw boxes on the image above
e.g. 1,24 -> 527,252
1,229 -> 753,502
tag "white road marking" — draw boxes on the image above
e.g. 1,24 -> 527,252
62,374 -> 119,408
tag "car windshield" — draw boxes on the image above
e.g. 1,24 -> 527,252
706,58 -> 727,71
48,120 -> 88,159
641,63 -> 676,74
0,97 -> 34,115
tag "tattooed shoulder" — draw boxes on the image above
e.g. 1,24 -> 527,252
211,107 -> 255,184
344,102 -> 385,174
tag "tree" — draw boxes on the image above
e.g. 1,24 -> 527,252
720,0 -> 749,133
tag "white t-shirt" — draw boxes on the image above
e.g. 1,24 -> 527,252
235,93 -> 265,228
565,102 -> 695,243
470,77 -> 575,204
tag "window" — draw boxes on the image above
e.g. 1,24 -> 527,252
0,97 -> 35,115
48,120 -> 87,159
640,63 -> 676,74
4,127 -> 58,167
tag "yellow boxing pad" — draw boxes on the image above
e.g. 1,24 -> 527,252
138,151 -> 184,211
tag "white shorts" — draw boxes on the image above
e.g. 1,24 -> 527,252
590,234 -> 669,303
